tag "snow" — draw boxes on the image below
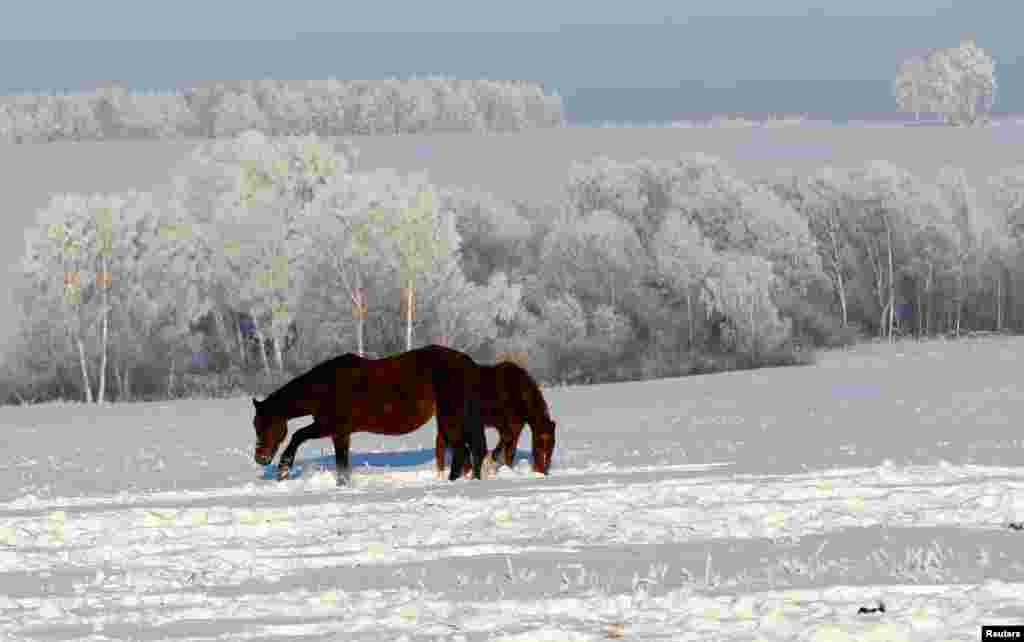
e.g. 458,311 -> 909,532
1,336 -> 1024,639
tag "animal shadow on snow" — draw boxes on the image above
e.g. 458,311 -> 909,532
258,447 -> 530,480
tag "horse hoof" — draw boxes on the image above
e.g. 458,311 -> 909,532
276,465 -> 290,481
482,457 -> 498,480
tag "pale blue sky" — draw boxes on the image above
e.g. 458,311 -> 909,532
5,1 -> 961,39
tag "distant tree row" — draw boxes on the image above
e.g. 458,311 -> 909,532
7,129 -> 1024,405
5,132 -> 523,403
535,154 -> 1024,374
894,38 -> 997,125
0,77 -> 565,143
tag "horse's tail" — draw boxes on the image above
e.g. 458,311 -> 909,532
463,372 -> 486,459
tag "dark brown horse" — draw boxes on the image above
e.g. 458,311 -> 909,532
435,361 -> 557,477
252,345 -> 487,485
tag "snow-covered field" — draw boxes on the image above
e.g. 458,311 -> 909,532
2,336 -> 1024,640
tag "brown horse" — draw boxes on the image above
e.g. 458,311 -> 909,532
252,345 -> 487,485
435,361 -> 557,477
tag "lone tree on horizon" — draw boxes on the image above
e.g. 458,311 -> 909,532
894,38 -> 996,126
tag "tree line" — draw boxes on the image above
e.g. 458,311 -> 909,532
0,77 -> 564,143
5,125 -> 1024,406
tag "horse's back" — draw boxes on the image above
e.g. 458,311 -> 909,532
327,346 -> 478,398
418,344 -> 478,368
260,352 -> 367,414
495,360 -> 532,397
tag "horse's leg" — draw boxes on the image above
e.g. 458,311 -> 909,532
433,401 -> 464,483
507,423 -> 525,468
477,425 -> 498,476
488,418 -> 516,470
489,422 -> 516,470
434,431 -> 450,480
432,365 -> 485,481
464,392 -> 486,480
449,437 -> 467,482
435,430 -> 475,479
463,440 -> 475,479
276,420 -> 332,481
491,438 -> 504,466
333,430 -> 352,486
497,421 -> 520,466
442,424 -> 481,482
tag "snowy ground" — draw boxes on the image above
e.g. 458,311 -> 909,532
2,336 -> 1024,640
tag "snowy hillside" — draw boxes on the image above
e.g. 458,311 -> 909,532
1,336 -> 1022,639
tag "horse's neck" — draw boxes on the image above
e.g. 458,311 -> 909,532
525,383 -> 551,425
265,395 -> 308,420
531,402 -> 551,426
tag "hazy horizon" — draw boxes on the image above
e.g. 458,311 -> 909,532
1,3 -> 1019,123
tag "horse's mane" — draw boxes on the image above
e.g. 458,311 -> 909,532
262,352 -> 364,410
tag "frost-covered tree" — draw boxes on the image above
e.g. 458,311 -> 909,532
938,39 -> 997,125
988,166 -> 1024,243
19,192 -> 159,402
650,211 -> 718,348
302,170 -> 400,356
589,303 -> 635,354
894,55 -> 931,122
128,90 -> 199,138
431,78 -> 484,132
98,87 -> 199,139
899,40 -> 997,126
799,168 -> 860,327
666,155 -> 825,307
901,183 -> 957,336
212,92 -> 270,138
935,167 -> 986,334
0,93 -> 100,142
20,194 -> 101,401
390,79 -> 438,134
0,100 -> 27,142
703,253 -> 791,356
252,79 -> 312,135
474,80 -> 528,132
987,166 -> 1024,329
300,78 -> 355,136
163,130 -> 355,371
521,82 -> 565,128
345,81 -> 393,135
837,161 -> 954,339
380,173 -> 455,350
303,167 -> 522,355
441,186 -> 532,284
540,209 -> 644,308
44,94 -> 103,141
561,153 -> 822,357
543,294 -> 588,346
565,157 -> 646,227
432,271 -> 522,352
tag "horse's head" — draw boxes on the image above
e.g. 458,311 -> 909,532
532,416 -> 557,476
252,398 -> 287,466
